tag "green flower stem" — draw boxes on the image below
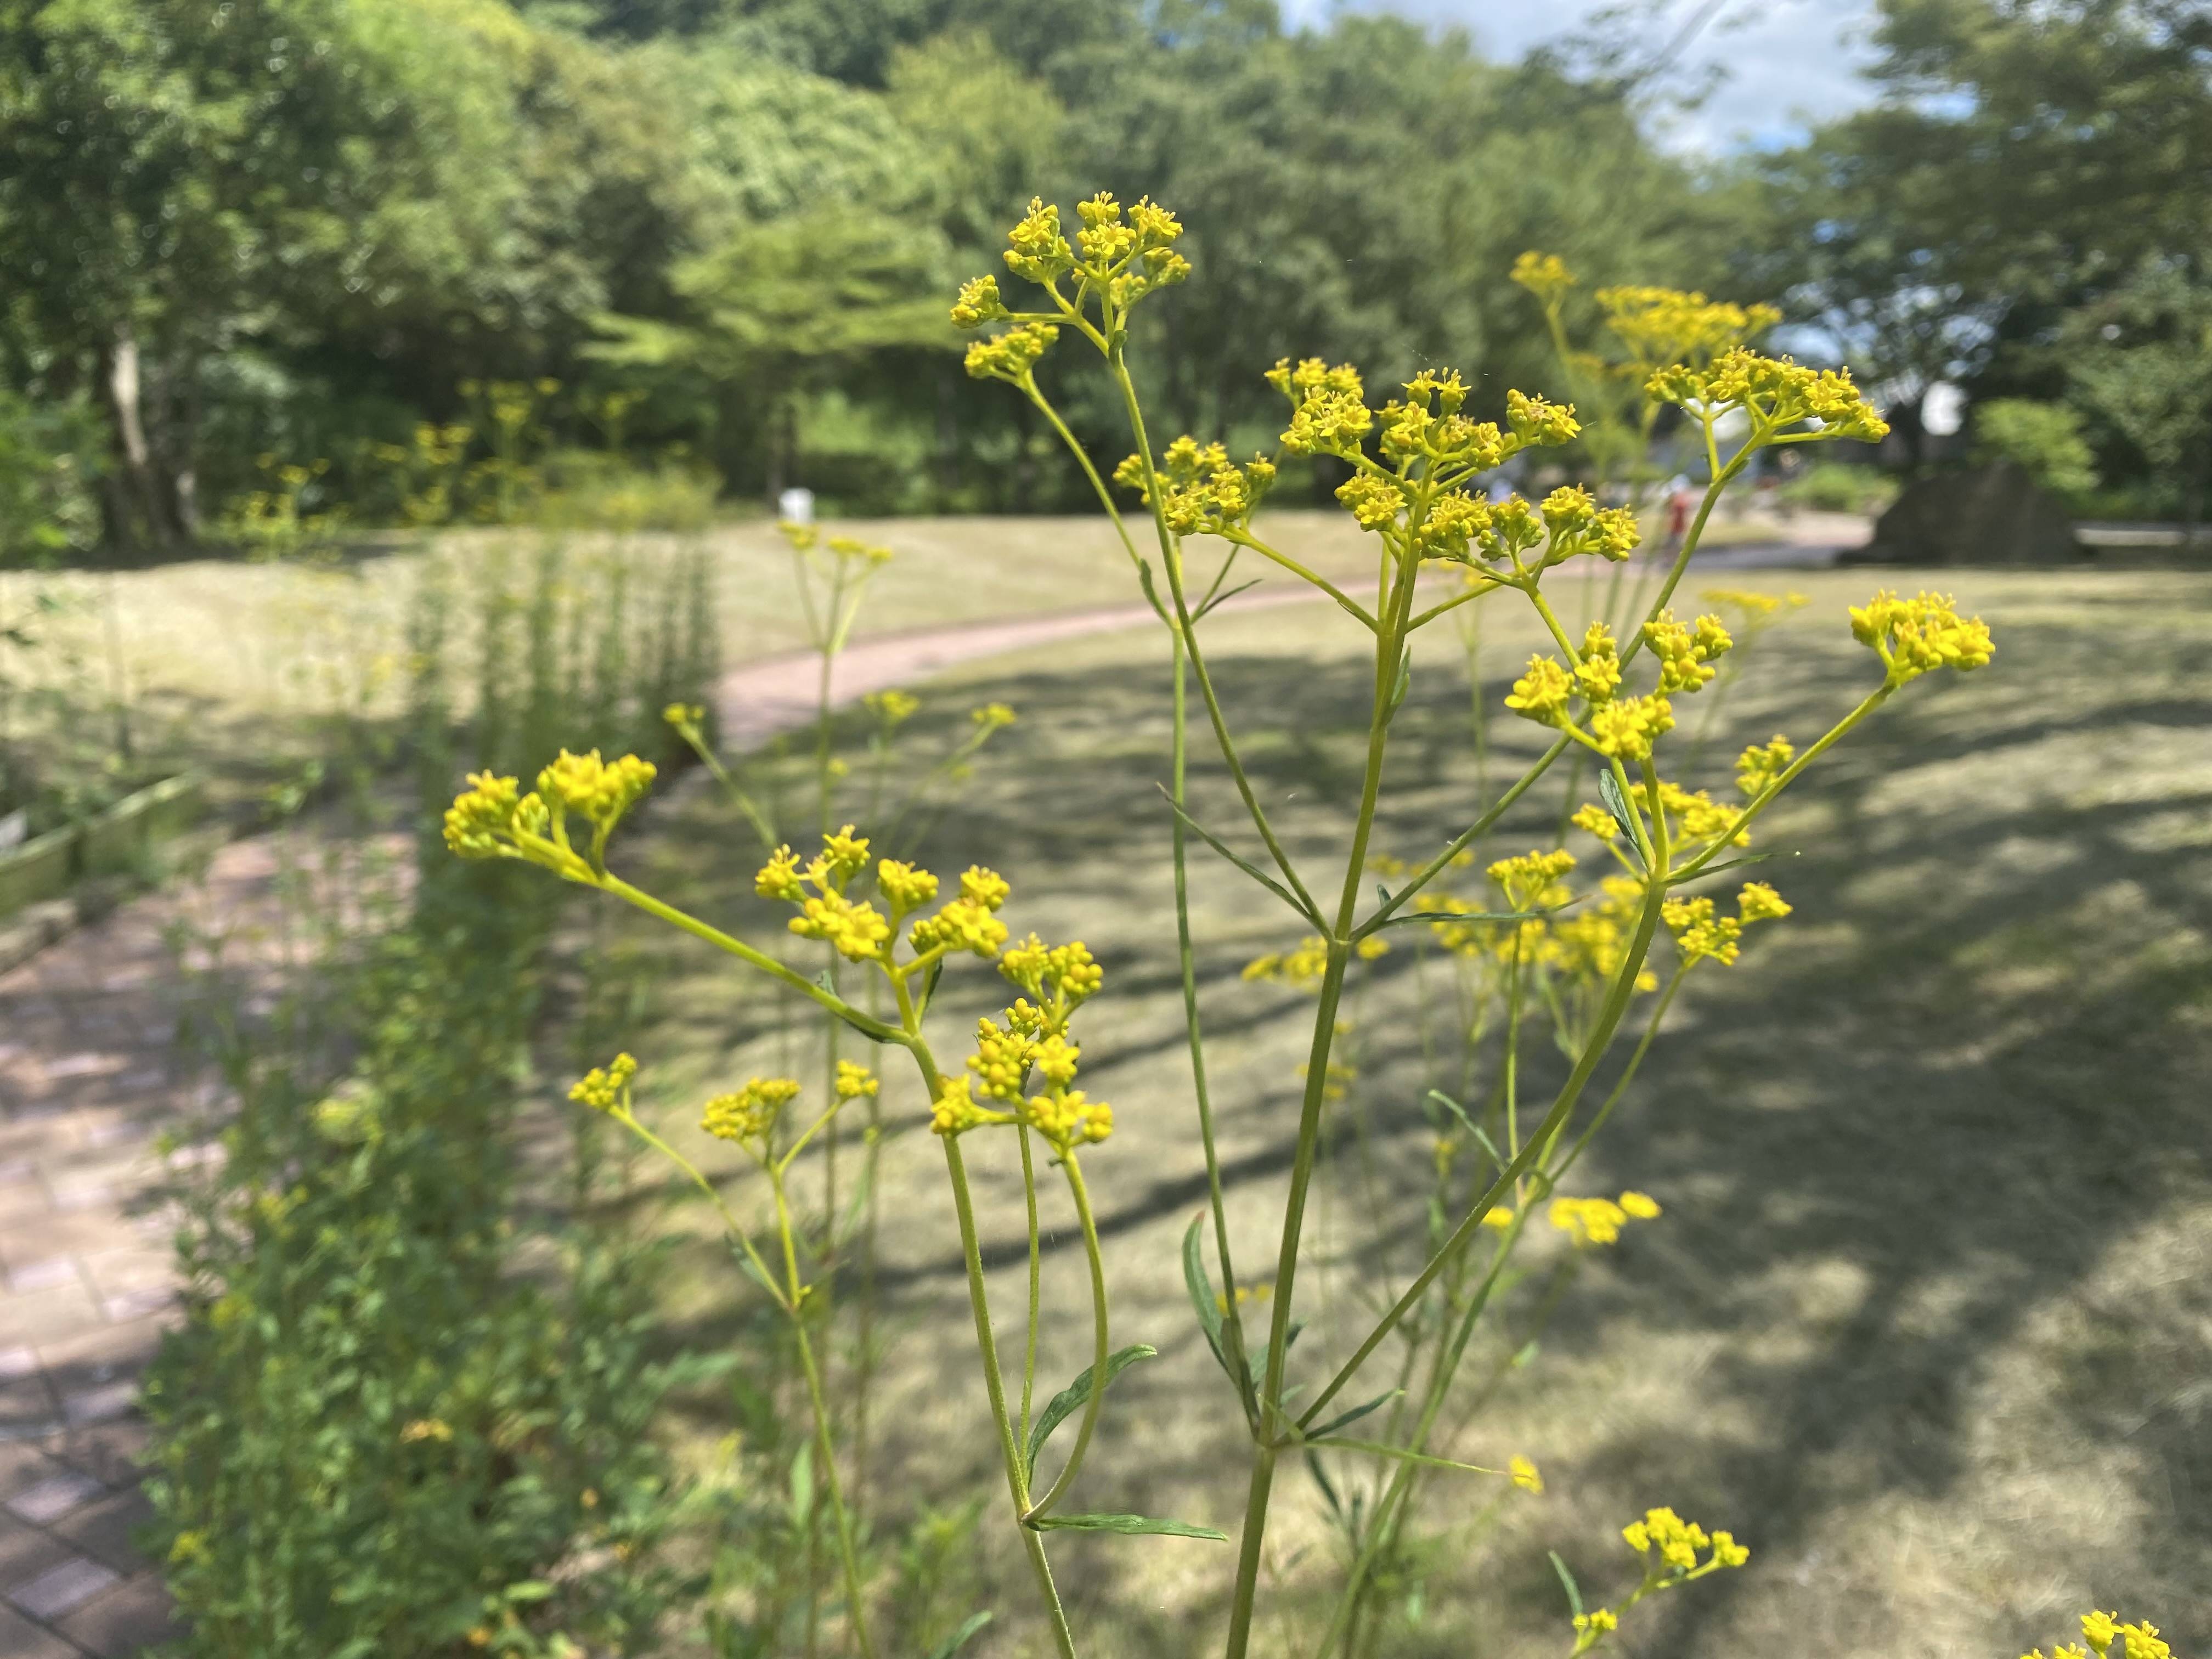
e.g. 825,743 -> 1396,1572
1025,1150 -> 1111,1519
1027,368 -> 1250,1389
1296,873 -> 1669,1434
1351,735 -> 1573,939
1549,964 -> 1690,1185
1222,529 -> 1378,630
904,1034 -> 1080,1659
592,874 -> 902,1044
673,723 -> 777,854
1316,1207 -> 1538,1655
1019,378 -> 1167,619
1108,342 -> 1321,922
1018,1125 -> 1045,1446
941,1130 -> 1081,1659
1222,537 -> 1425,1659
791,1310 -> 879,1659
1670,682 -> 1892,883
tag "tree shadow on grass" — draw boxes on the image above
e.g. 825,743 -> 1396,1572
609,593 -> 2212,1655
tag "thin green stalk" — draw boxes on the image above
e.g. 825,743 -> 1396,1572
1026,1152 -> 1111,1518
1297,875 -> 1669,1433
1018,1125 -> 1045,1444
1223,531 -> 1423,1659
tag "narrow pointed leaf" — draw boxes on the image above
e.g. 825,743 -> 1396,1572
1026,1344 -> 1160,1477
1314,1437 -> 1509,1479
1028,1511 -> 1227,1541
1549,1551 -> 1585,1620
1195,578 -> 1263,621
1677,849 -> 1787,882
1158,785 -> 1321,926
1307,1388 -> 1403,1443
926,1611 -> 993,1659
1182,1216 -> 1234,1385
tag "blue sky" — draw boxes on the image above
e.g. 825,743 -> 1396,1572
1277,0 -> 1886,152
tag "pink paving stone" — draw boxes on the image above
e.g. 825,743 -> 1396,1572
42,1059 -> 120,1082
5,1472 -> 104,1526
4,1260 -> 79,1296
8,1554 -> 120,1621
60,1384 -> 137,1429
55,1572 -> 179,1657
0,1601 -> 80,1659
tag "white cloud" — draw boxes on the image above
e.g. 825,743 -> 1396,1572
1278,0 -> 1884,153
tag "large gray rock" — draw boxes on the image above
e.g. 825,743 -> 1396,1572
1857,462 -> 2084,566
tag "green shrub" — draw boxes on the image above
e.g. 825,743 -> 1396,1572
1774,459 -> 1899,514
1971,397 -> 2101,497
0,388 -> 101,563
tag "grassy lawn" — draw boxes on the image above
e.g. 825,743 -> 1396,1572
585,564 -> 2211,1658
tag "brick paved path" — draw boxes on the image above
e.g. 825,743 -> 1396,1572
0,594 -> 1228,1656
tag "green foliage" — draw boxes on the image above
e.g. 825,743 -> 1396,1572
141,534 -> 724,1656
1775,460 -> 1900,516
2058,258 -> 2212,518
1970,398 -> 2100,499
0,388 -> 101,562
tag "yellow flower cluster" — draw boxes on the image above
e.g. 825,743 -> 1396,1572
1734,733 -> 1795,798
2023,1612 -> 2176,1659
1662,882 -> 1791,967
965,321 -> 1059,386
756,831 -> 1012,967
1647,347 -> 1888,442
701,1076 -> 802,1148
780,522 -> 895,566
1509,250 -> 1575,306
1701,586 -> 1808,621
1114,436 -> 1278,538
968,191 -> 1190,325
936,932 -> 1111,1150
569,1052 -> 639,1117
1654,780 -> 1748,853
1626,1506 -> 1750,1575
1642,610 -> 1734,693
865,689 -> 920,726
1549,1189 -> 1661,1247
1550,876 -> 1657,990
444,750 -> 658,877
910,866 -> 1014,961
1588,695 -> 1675,763
1489,848 -> 1576,912
1596,286 -> 1782,371
834,1060 -> 879,1100
1848,589 -> 1997,684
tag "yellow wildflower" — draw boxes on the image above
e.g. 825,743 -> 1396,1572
1505,655 -> 1574,724
755,845 -> 805,900
1510,1455 -> 1543,1493
876,859 -> 940,915
865,689 -> 919,725
1572,804 -> 1621,841
929,1074 -> 1007,1137
1510,250 -> 1576,304
1587,694 -> 1675,762
701,1077 -> 800,1147
1848,589 -> 1996,683
834,1060 -> 878,1100
569,1053 -> 638,1116
1735,733 -> 1795,798
792,889 -> 893,962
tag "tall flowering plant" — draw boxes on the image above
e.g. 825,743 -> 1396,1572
438,195 -> 2052,1659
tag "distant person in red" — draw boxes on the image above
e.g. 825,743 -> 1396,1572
1663,473 -> 1695,554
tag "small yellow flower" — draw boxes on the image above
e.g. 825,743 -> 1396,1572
1481,1206 -> 1515,1231
1572,1609 -> 1618,1637
876,859 -> 940,914
1505,656 -> 1574,724
400,1418 -> 454,1443
1571,804 -> 1621,841
702,1077 -> 800,1147
1510,1454 -> 1543,1493
570,1053 -> 639,1116
756,845 -> 805,900
1618,1190 -> 1661,1219
834,1060 -> 879,1101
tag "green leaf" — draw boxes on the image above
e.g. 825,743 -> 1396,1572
926,1611 -> 994,1659
1549,1550 -> 1585,1620
1194,578 -> 1263,621
789,1440 -> 814,1526
1598,765 -> 1634,833
1366,906 -> 1548,933
1316,1437 -> 1508,1479
1304,1450 -> 1346,1521
1028,1511 -> 1227,1541
1677,849 -> 1788,882
1307,1388 -> 1402,1443
1026,1344 -> 1159,1478
503,1580 -> 556,1605
1158,786 -> 1321,927
1424,1090 -> 1504,1170
1183,1215 -> 1227,1362
1386,644 -> 1413,714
